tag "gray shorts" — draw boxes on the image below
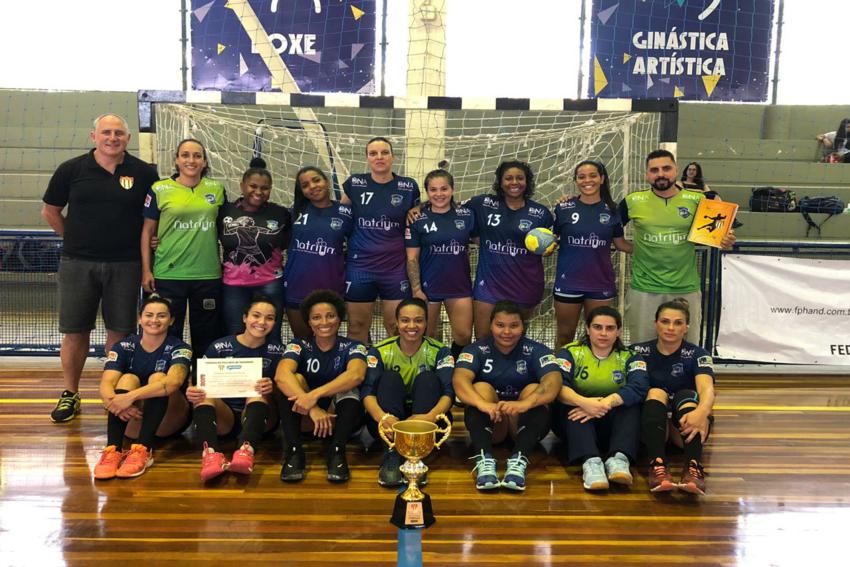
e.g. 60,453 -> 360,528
624,288 -> 702,345
58,256 -> 141,334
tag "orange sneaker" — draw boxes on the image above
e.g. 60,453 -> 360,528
116,444 -> 153,478
229,443 -> 255,475
648,458 -> 675,493
94,445 -> 124,480
679,459 -> 706,495
200,443 -> 228,481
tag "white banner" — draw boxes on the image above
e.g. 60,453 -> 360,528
717,254 -> 850,364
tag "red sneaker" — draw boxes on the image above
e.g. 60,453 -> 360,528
200,442 -> 228,481
229,443 -> 255,475
648,458 -> 675,493
94,445 -> 124,480
116,444 -> 153,478
679,460 -> 707,495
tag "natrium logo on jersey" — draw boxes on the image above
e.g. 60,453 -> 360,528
391,194 -> 403,206
454,220 -> 466,230
527,206 -> 546,218
677,206 -> 691,218
518,219 -> 532,232
119,176 -> 134,190
205,194 -> 216,204
516,360 -> 527,374
599,212 -> 612,224
672,363 -> 684,377
330,218 -> 343,230
350,176 -> 367,187
267,220 -> 279,230
612,370 -> 624,384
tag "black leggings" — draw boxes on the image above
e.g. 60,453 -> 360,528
364,370 -> 447,442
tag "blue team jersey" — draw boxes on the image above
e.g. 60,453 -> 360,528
456,337 -> 560,401
404,204 -> 475,299
466,194 -> 554,306
281,335 -> 368,391
202,335 -> 285,411
553,198 -> 624,293
344,173 -> 420,272
630,340 -> 715,395
284,201 -> 353,303
105,335 -> 192,386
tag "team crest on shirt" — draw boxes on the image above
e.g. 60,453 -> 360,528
203,194 -> 215,204
400,281 -> 410,292
391,194 -> 404,206
672,363 -> 684,377
516,360 -> 527,374
612,370 -> 624,384
458,352 -> 474,364
285,343 -> 302,355
518,220 -> 532,232
677,206 -> 691,218
367,355 -> 379,368
118,176 -> 134,190
155,360 -> 167,372
266,220 -> 279,230
599,213 -> 612,224
333,356 -> 342,370
454,220 -> 466,230
330,218 -> 343,230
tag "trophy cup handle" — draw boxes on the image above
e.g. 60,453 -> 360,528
432,413 -> 452,449
378,413 -> 395,450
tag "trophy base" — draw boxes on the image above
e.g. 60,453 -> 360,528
390,493 -> 435,530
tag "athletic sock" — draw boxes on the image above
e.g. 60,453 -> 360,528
238,401 -> 268,450
330,398 -> 361,449
678,406 -> 704,464
641,399 -> 668,463
464,405 -> 494,455
278,397 -> 303,452
513,405 -> 549,456
106,389 -> 131,449
193,404 -> 218,451
137,394 -> 169,449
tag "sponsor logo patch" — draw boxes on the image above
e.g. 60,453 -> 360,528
367,355 -> 379,368
539,354 -> 556,366
558,358 -> 572,373
458,352 -> 474,364
697,355 -> 714,368
172,348 -> 192,360
285,343 -> 302,355
436,355 -> 454,370
628,360 -> 647,372
107,351 -> 118,362
352,344 -> 368,356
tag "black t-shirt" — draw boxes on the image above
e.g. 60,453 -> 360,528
42,149 -> 159,261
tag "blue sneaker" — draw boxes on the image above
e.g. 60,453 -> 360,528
470,450 -> 499,490
604,452 -> 633,486
582,456 -> 609,491
501,452 -> 529,492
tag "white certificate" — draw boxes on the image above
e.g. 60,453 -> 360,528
196,358 -> 262,399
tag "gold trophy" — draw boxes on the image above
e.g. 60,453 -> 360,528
379,414 -> 451,529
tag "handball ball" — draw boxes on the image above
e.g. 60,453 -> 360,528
524,227 -> 556,255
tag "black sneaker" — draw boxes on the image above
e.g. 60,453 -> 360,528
326,446 -> 350,482
280,447 -> 306,482
50,390 -> 81,423
378,449 -> 404,487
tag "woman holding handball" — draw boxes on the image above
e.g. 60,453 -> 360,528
405,169 -> 475,358
465,160 -> 554,339
552,161 -> 631,350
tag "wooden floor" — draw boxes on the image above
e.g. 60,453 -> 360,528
2,369 -> 850,566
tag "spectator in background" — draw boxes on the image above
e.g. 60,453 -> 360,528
42,113 -> 159,423
678,162 -> 717,199
817,118 -> 850,163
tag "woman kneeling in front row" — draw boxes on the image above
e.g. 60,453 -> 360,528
553,306 -> 648,491
187,296 -> 282,481
453,300 -> 562,492
94,295 -> 192,479
632,298 -> 715,495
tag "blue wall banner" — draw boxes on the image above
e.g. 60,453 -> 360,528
191,0 -> 375,93
589,0 -> 775,101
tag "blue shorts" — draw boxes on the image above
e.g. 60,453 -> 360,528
345,266 -> 411,302
473,286 -> 540,311
553,286 -> 616,304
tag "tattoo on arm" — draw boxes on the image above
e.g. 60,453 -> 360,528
406,257 -> 422,291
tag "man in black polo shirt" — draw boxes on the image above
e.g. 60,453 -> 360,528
42,114 -> 160,422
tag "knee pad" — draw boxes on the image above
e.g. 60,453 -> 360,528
333,388 -> 360,404
672,389 -> 699,424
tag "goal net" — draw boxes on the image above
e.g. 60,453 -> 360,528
151,97 -> 662,346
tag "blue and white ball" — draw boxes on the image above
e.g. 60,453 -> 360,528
524,227 -> 556,255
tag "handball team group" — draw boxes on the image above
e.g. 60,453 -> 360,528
42,114 -> 735,496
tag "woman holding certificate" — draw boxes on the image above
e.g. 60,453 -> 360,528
275,290 -> 368,483
93,295 -> 192,480
187,296 -> 284,482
